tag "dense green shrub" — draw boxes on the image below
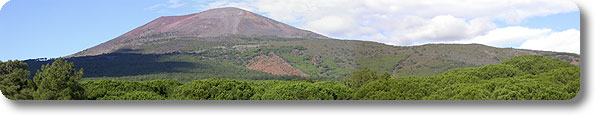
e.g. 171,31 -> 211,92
501,55 -> 573,75
343,69 -> 390,89
144,79 -> 183,97
81,80 -> 154,99
1,55 -> 580,100
33,58 -> 85,100
170,79 -> 254,100
354,77 -> 435,100
81,79 -> 182,99
0,60 -> 35,100
423,83 -> 490,100
442,64 -> 527,80
97,91 -> 165,100
255,82 -> 351,100
354,55 -> 579,100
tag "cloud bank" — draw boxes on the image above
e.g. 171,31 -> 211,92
0,0 -> 9,12
169,0 -> 581,54
520,29 -> 580,54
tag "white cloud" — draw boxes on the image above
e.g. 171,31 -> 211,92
167,0 -> 184,8
520,29 -> 580,54
430,27 -> 580,54
208,0 -> 578,24
145,4 -> 164,10
198,0 -> 577,42
0,0 -> 10,12
399,15 -> 497,45
304,15 -> 358,36
169,0 -> 580,53
447,26 -> 552,47
145,0 -> 185,11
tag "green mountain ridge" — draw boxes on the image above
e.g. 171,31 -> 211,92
24,35 -> 580,82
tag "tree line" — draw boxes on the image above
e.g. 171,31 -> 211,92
1,55 -> 579,100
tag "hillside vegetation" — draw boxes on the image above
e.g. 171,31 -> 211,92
2,55 -> 579,100
24,36 -> 580,82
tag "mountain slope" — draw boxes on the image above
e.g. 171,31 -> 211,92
71,7 -> 327,57
25,36 -> 580,82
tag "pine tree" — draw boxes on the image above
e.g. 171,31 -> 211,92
33,58 -> 85,100
0,60 -> 35,100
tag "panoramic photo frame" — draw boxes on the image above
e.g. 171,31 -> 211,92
0,0 -> 580,100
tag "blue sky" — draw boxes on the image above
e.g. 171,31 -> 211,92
0,0 -> 580,61
495,11 -> 580,32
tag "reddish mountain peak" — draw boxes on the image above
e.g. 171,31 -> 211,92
118,7 -> 326,39
70,7 -> 328,57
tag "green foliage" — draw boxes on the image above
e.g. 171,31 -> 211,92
317,81 -> 353,100
356,55 -> 408,73
442,64 -> 527,80
0,60 -> 35,100
423,83 -> 490,100
79,78 -> 352,100
425,76 -> 575,100
97,91 -> 165,100
430,74 -> 483,87
4,55 -> 579,100
80,79 -> 182,99
255,81 -> 351,100
1,60 -> 29,74
355,55 -> 580,100
82,80 -> 150,99
171,79 -> 254,100
354,77 -> 436,100
533,67 -> 581,96
278,54 -> 351,78
33,58 -> 85,100
393,58 -> 475,77
501,55 -> 573,75
343,69 -> 390,89
144,79 -> 183,96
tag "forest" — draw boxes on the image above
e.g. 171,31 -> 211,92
0,55 -> 580,100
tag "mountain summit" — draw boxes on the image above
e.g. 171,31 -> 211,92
71,7 -> 327,57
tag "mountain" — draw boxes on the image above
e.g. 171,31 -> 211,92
25,7 -> 580,82
70,7 -> 327,57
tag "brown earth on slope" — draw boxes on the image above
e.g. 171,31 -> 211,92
246,52 -> 310,77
